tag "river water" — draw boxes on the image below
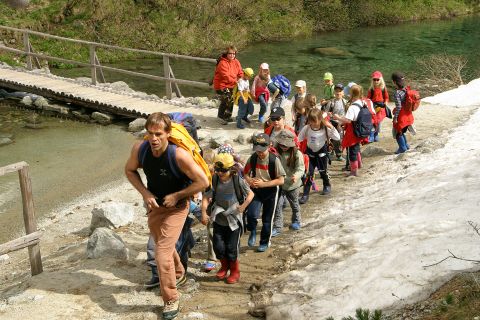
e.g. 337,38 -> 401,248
55,14 -> 480,97
1,15 -> 479,243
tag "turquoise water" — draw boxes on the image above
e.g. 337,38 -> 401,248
55,14 -> 480,98
0,103 -> 135,243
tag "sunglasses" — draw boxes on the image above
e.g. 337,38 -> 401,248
373,78 -> 380,81
270,116 -> 281,121
214,167 -> 230,173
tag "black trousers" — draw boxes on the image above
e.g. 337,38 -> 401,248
212,221 -> 242,261
216,89 -> 233,120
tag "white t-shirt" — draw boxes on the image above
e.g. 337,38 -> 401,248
298,125 -> 341,152
345,99 -> 362,121
237,78 -> 250,92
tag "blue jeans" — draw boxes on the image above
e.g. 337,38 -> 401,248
246,186 -> 280,246
237,98 -> 254,120
258,94 -> 268,118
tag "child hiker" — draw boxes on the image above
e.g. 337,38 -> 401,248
291,80 -> 307,133
201,153 -> 254,284
235,67 -> 255,129
244,133 -> 286,252
271,129 -> 304,236
320,72 -> 335,108
367,71 -> 389,142
200,144 -> 245,273
391,71 -> 414,154
323,83 -> 347,161
251,63 -> 270,123
298,108 -> 340,203
332,84 -> 371,176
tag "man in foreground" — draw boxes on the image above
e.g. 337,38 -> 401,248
125,112 -> 209,319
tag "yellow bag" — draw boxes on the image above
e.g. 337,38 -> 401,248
168,122 -> 212,187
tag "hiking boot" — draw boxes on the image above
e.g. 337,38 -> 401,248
243,117 -> 251,123
341,166 -> 350,172
271,229 -> 281,237
321,186 -> 331,195
202,261 -> 216,273
258,116 -> 265,123
257,244 -> 269,252
144,275 -> 159,289
163,298 -> 180,320
220,118 -> 229,125
290,222 -> 301,231
248,230 -> 256,247
336,155 -> 345,161
236,122 -> 245,129
176,274 -> 187,287
299,195 -> 309,204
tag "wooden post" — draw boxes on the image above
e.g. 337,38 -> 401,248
163,55 -> 172,99
89,45 -> 97,85
18,165 -> 43,276
94,53 -> 105,83
23,32 -> 32,70
169,65 -> 182,98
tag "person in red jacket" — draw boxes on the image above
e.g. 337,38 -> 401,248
367,71 -> 389,143
391,71 -> 414,154
213,45 -> 244,124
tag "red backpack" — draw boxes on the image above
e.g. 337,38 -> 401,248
404,86 -> 421,112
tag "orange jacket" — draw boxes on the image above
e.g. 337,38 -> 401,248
213,56 -> 243,90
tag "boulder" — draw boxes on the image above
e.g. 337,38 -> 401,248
361,145 -> 390,157
128,118 -> 147,132
43,104 -> 70,115
33,97 -> 49,109
0,138 -> 13,146
312,47 -> 352,57
86,228 -> 129,260
72,110 -> 91,121
90,202 -> 135,232
20,96 -> 32,106
91,112 -> 113,125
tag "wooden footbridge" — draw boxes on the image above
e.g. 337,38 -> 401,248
0,25 -> 219,119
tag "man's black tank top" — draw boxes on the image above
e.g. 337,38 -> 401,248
142,144 -> 187,202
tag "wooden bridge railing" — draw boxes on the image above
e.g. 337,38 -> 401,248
0,161 -> 43,276
0,25 -> 217,99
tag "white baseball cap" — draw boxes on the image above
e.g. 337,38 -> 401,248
260,63 -> 269,70
295,80 -> 306,87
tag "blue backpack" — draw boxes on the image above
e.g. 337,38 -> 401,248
271,75 -> 291,98
352,102 -> 373,138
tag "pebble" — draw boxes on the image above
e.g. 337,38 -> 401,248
0,254 -> 10,263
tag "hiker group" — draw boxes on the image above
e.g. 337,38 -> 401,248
125,45 -> 420,320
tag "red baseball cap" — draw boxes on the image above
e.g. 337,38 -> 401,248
371,71 -> 383,79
